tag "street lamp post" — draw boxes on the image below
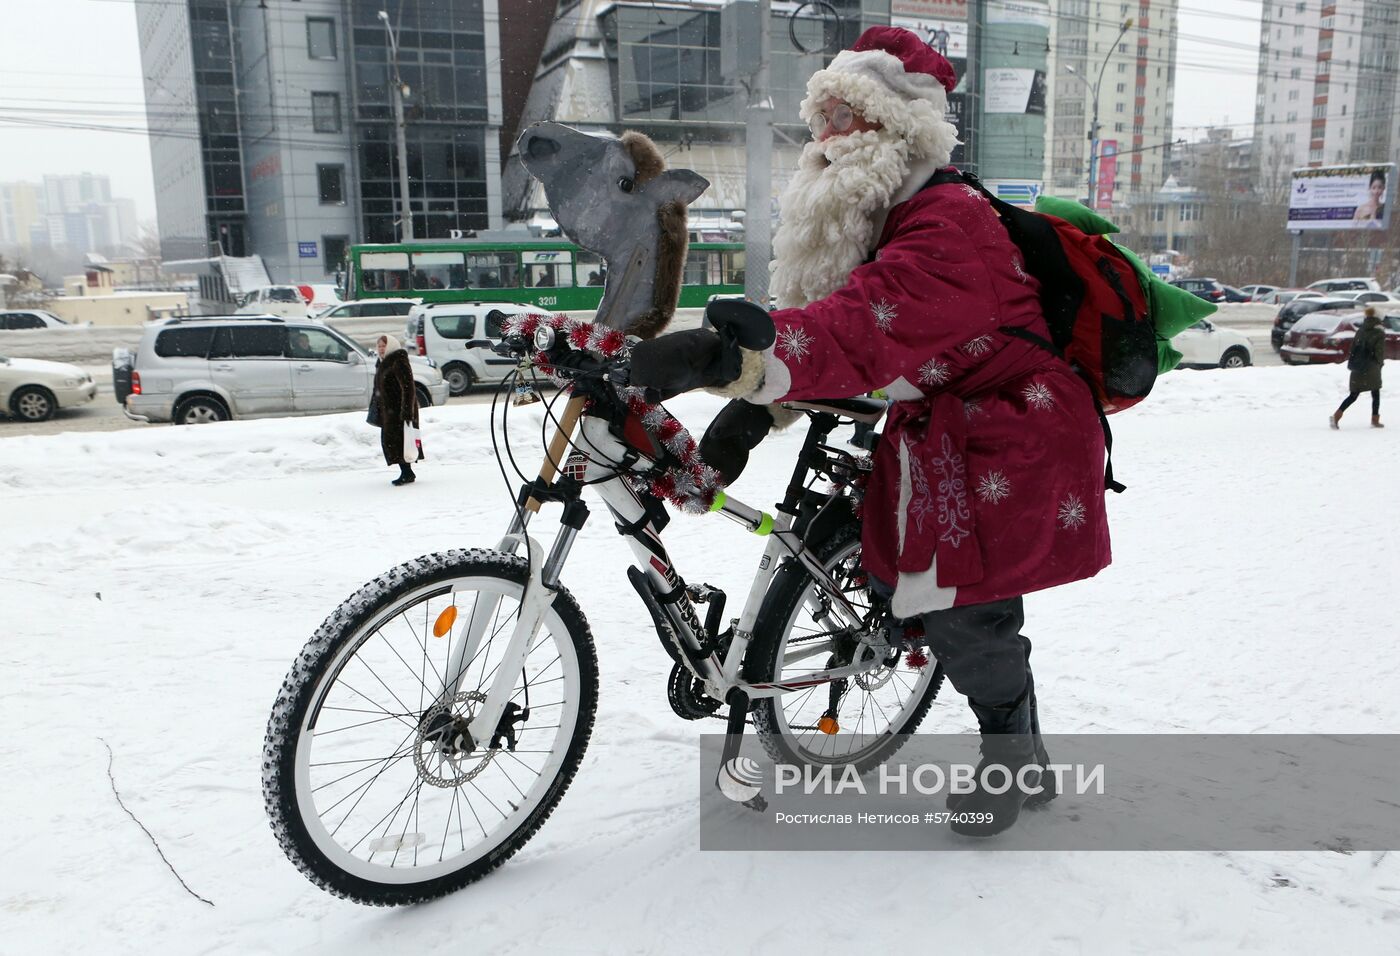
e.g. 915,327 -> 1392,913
1066,17 -> 1134,209
377,10 -> 415,241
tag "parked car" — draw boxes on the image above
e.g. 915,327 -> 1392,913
1256,288 -> 1308,305
1170,319 -> 1253,369
316,297 -> 421,324
1,353 -> 97,422
299,283 -> 342,315
1331,290 -> 1400,306
1239,284 -> 1281,301
1305,276 -> 1381,294
408,301 -> 553,396
118,315 -> 448,424
1270,296 -> 1356,350
1281,310 -> 1400,365
1170,278 -> 1251,303
1,309 -> 70,330
236,286 -> 311,319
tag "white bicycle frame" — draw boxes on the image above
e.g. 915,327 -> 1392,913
444,396 -> 878,747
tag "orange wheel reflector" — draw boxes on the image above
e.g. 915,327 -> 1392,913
817,716 -> 840,736
432,606 -> 458,638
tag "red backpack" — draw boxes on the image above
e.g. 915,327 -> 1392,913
927,170 -> 1157,491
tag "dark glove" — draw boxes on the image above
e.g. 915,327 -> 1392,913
699,399 -> 775,485
629,328 -> 742,398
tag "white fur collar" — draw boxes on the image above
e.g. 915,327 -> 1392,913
868,153 -> 951,250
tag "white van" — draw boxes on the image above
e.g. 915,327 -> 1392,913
408,302 -> 552,395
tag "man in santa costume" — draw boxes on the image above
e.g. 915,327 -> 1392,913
633,26 -> 1111,836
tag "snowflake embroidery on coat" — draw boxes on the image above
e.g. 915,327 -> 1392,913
963,399 -> 984,420
976,471 -> 1012,504
1058,493 -> 1087,530
871,299 -> 897,333
960,184 -> 986,204
961,334 -> 994,356
777,325 -> 814,363
918,358 -> 952,387
1011,254 -> 1030,284
931,434 -> 971,548
1022,381 -> 1055,410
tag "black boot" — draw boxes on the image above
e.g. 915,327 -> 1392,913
391,463 -> 416,486
947,669 -> 1055,811
947,688 -> 1043,837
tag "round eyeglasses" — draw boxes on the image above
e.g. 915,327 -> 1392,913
808,103 -> 855,138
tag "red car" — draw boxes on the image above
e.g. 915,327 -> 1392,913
1280,310 -> 1400,365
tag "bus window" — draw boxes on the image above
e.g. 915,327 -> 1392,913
360,251 -> 410,292
410,251 -> 467,290
683,248 -> 711,285
523,250 -> 574,288
576,249 -> 605,286
722,249 -> 746,285
467,252 -> 519,289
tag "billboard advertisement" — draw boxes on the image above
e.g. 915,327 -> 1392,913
1287,163 -> 1395,231
1096,141 -> 1119,210
984,179 -> 1044,210
893,0 -> 969,162
984,68 -> 1047,114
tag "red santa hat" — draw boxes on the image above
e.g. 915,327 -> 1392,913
800,26 -> 960,158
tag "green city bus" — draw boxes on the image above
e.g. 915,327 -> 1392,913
343,236 -> 745,311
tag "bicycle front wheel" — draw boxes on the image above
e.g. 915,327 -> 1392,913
746,522 -> 944,773
262,549 -> 598,906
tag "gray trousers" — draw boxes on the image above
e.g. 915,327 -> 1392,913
917,597 -> 1031,708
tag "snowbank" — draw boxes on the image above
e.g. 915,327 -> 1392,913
3,365 -> 1398,952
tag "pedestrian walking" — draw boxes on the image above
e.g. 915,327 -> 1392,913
372,334 -> 422,484
1330,306 -> 1385,429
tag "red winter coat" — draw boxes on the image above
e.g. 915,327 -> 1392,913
759,176 -> 1111,615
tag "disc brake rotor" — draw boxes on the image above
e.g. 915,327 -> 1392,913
413,691 -> 496,788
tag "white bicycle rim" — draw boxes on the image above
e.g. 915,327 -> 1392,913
291,573 -> 583,885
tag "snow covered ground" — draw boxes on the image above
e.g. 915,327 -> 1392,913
3,365 -> 1398,953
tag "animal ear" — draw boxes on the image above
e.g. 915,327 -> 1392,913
648,168 -> 708,206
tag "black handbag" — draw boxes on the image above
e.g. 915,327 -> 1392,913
366,394 -> 381,427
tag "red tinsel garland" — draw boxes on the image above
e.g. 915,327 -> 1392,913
502,313 -> 725,514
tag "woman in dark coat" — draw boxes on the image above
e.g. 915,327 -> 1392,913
1330,307 -> 1386,429
373,334 -> 421,484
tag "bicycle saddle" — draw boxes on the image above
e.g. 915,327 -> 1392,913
782,397 -> 887,424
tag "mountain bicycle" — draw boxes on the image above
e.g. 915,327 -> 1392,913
261,305 -> 946,905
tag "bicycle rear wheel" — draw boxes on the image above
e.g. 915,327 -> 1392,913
262,549 -> 598,905
746,522 -> 944,773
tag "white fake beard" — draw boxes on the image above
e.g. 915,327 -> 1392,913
769,128 -> 913,310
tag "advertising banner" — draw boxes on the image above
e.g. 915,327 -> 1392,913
891,0 -> 968,19
984,179 -> 1043,209
1096,140 -> 1119,210
984,68 -> 1047,114
1287,163 -> 1394,231
986,0 -> 1052,29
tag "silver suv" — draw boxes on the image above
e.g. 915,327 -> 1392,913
117,315 -> 449,424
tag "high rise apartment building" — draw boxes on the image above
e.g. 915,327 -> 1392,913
1048,0 -> 1179,206
0,175 -> 137,253
1254,0 -> 1400,173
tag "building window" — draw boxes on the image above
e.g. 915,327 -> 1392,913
311,92 -> 341,133
322,236 -> 349,277
307,17 -> 337,60
317,164 -> 345,204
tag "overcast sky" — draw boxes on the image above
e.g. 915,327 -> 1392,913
0,0 -> 1264,226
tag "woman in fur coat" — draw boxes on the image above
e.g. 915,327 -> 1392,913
373,334 -> 421,485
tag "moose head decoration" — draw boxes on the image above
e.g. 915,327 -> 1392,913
518,122 -> 709,340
